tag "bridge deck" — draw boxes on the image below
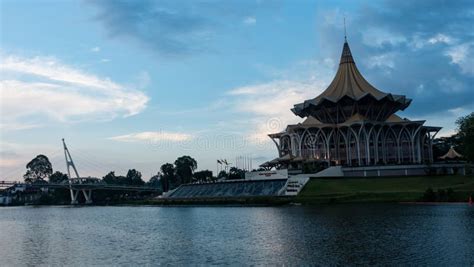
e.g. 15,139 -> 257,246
0,181 -> 161,192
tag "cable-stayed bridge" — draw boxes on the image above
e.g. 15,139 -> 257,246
0,179 -> 160,192
1,139 -> 161,204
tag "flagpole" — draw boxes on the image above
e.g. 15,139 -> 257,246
245,155 -> 247,171
249,155 -> 251,171
246,155 -> 249,171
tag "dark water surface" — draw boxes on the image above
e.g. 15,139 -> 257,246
1,204 -> 473,266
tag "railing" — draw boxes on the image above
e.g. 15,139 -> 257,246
0,181 -> 161,192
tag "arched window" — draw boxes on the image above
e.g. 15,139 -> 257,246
367,125 -> 378,165
280,136 -> 291,156
334,129 -> 348,165
347,127 -> 359,166
301,131 -> 317,158
399,128 -> 412,164
315,130 -> 327,160
384,128 -> 398,164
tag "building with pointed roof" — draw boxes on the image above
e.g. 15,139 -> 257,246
266,40 -> 441,171
439,146 -> 463,160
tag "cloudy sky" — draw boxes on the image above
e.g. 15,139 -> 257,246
1,0 -> 473,180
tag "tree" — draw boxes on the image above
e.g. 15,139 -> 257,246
217,170 -> 228,180
126,169 -> 144,186
24,155 -> 52,184
174,156 -> 197,185
160,163 -> 175,191
456,112 -> 474,162
194,170 -> 213,182
102,171 -> 126,185
228,167 -> 245,180
103,171 -> 117,184
49,171 -> 68,184
49,171 -> 70,203
147,174 -> 162,188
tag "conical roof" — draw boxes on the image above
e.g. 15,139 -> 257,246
313,41 -> 390,102
440,146 -> 462,159
292,41 -> 411,122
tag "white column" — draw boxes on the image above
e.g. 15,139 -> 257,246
70,190 -> 79,205
365,130 -> 371,166
355,131 -> 361,166
83,190 -> 92,204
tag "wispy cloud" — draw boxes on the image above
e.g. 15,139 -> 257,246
445,42 -> 474,75
109,131 -> 194,143
2,55 -> 120,90
222,57 -> 336,143
0,54 -> 149,129
91,46 -> 101,52
361,27 -> 407,48
0,141 -> 61,179
412,104 -> 474,137
428,33 -> 454,45
243,16 -> 256,25
0,148 -> 25,169
226,79 -> 326,142
366,53 -> 396,70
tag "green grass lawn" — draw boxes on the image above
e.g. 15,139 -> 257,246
296,175 -> 474,204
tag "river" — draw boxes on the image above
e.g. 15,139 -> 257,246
0,204 -> 473,265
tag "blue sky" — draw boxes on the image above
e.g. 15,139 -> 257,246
1,0 -> 473,180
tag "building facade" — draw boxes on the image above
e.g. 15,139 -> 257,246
265,40 -> 441,170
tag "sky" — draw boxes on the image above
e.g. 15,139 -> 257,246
1,0 -> 473,180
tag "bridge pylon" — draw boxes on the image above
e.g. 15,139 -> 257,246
62,139 -> 92,205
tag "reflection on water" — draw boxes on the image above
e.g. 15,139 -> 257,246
0,204 -> 473,265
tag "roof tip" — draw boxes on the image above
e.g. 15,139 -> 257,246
344,17 -> 347,42
340,40 -> 354,65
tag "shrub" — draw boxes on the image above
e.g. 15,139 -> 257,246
422,187 -> 436,202
437,189 -> 447,202
424,167 -> 437,175
446,188 -> 455,202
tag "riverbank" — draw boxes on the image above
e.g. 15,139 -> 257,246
124,175 -> 473,206
296,175 -> 474,204
120,196 -> 293,206
3,175 -> 472,206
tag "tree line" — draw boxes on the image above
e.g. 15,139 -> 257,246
21,154 -> 249,194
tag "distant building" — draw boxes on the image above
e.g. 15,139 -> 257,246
265,40 -> 441,171
0,183 -> 47,205
0,195 -> 13,205
439,146 -> 463,160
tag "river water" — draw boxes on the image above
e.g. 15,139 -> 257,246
0,204 -> 473,266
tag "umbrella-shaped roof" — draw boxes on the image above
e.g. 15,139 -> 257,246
292,40 -> 411,123
440,146 -> 463,159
